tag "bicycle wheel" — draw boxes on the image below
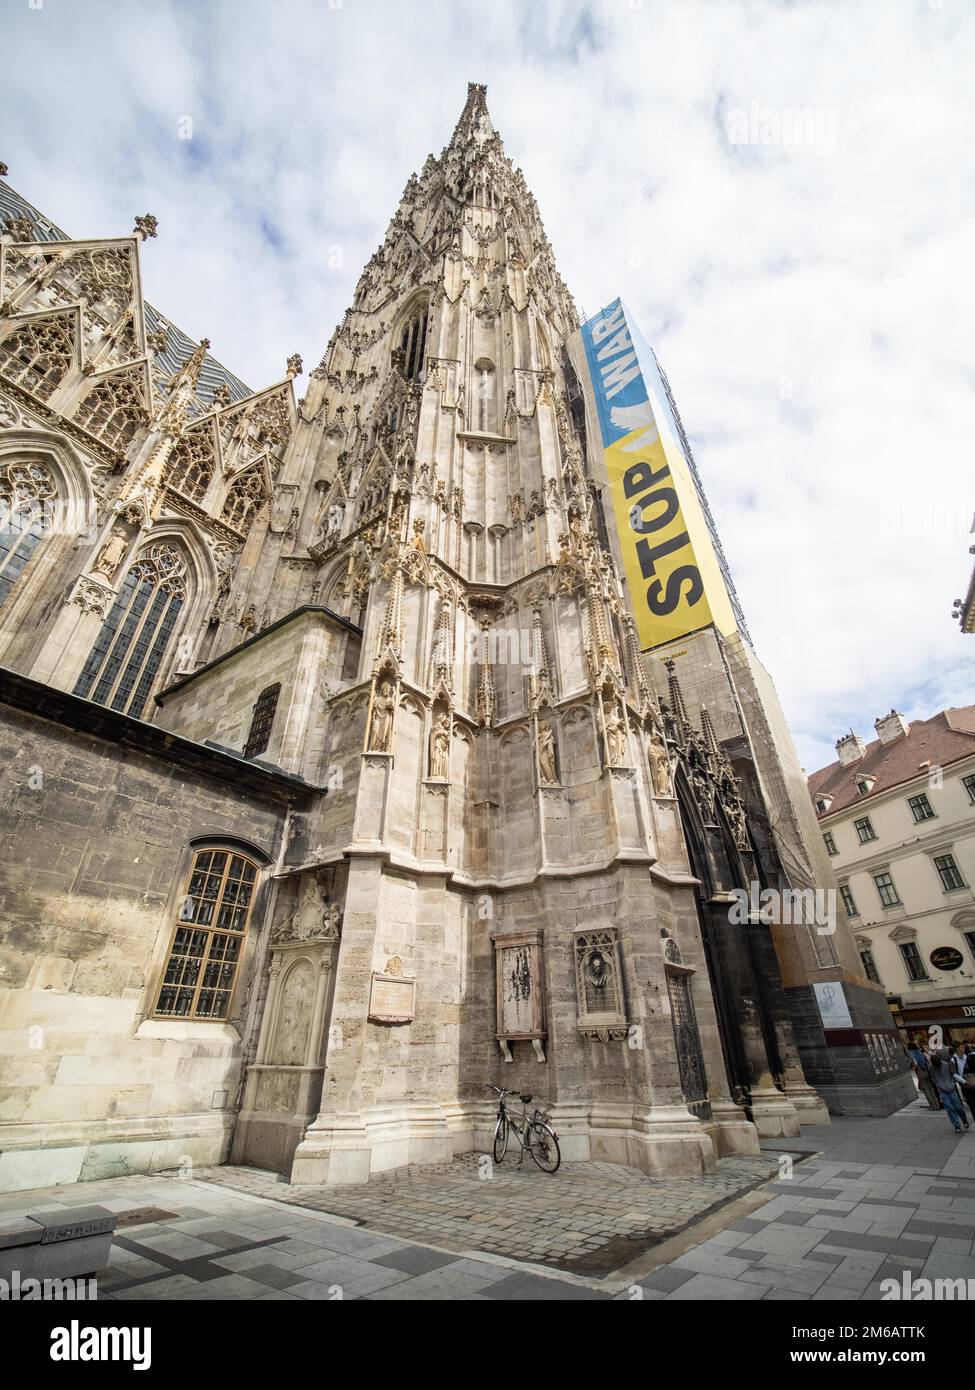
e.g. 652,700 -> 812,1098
492,1115 -> 509,1164
528,1120 -> 561,1173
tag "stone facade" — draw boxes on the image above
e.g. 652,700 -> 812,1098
0,83 -> 908,1194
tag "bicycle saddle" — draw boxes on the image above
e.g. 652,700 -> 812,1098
520,1094 -> 533,1103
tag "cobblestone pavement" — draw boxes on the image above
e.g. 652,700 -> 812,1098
3,1098 -> 974,1299
194,1151 -> 779,1276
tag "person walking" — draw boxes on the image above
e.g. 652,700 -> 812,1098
930,1045 -> 970,1134
908,1040 -> 940,1109
951,1042 -> 975,1128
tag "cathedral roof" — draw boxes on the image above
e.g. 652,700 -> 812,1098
0,177 -> 252,413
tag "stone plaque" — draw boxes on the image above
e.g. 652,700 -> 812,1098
368,972 -> 415,1024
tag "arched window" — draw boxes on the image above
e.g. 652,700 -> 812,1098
0,316 -> 74,400
398,307 -> 427,384
153,847 -> 259,1019
167,430 -> 215,503
0,460 -> 57,610
73,542 -> 187,718
222,470 -> 269,532
74,372 -> 146,451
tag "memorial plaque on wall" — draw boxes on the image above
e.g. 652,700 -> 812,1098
368,972 -> 415,1024
491,930 -> 546,1041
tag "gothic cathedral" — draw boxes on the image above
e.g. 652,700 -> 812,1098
0,86 -> 911,1193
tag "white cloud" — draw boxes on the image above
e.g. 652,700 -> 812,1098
3,0 -> 972,771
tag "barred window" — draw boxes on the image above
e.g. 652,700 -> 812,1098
154,849 -> 258,1020
908,793 -> 936,823
243,683 -> 281,759
73,543 -> 186,718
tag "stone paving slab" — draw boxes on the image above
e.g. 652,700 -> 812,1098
3,1095 -> 975,1300
192,1151 -> 780,1277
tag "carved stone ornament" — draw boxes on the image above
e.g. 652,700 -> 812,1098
575,928 -> 629,1041
70,574 -> 115,618
491,930 -> 547,1062
271,901 -> 342,946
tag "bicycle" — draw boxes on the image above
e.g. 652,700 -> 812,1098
489,1086 -> 561,1173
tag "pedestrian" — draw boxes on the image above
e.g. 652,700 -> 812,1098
951,1042 -> 975,1128
908,1040 -> 940,1109
929,1045 -> 970,1134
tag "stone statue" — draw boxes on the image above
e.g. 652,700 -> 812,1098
91,528 -> 128,580
369,680 -> 395,751
537,720 -> 557,784
649,731 -> 671,797
604,703 -> 627,767
324,502 -> 343,542
430,713 -> 450,779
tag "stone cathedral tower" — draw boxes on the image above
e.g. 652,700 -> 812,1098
214,83 -> 778,1181
0,86 -> 854,1193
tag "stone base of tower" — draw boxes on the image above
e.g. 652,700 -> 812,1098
748,1084 -> 803,1138
291,1103 -> 471,1186
290,1098 -> 761,1185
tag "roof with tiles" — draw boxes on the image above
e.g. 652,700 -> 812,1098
807,706 -> 975,817
0,178 -> 252,414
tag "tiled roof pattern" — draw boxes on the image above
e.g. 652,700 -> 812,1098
807,707 -> 975,817
0,180 -> 252,411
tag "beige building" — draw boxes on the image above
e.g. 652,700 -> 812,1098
808,708 -> 975,1048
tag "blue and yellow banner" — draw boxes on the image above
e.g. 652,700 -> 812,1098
569,299 -> 739,650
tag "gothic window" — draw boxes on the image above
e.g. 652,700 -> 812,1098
166,430 -> 215,503
243,683 -> 281,759
222,470 -> 269,532
153,848 -> 259,1020
398,307 -> 427,383
73,542 -> 187,718
74,372 -> 147,451
0,460 -> 57,610
0,316 -> 74,400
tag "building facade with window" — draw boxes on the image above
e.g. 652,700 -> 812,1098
0,86 -> 908,1194
808,707 -> 975,1049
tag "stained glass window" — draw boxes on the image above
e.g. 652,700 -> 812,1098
73,543 -> 186,718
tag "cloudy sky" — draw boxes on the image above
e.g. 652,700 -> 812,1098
3,0 -> 972,770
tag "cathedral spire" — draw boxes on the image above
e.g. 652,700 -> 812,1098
446,82 -> 495,153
